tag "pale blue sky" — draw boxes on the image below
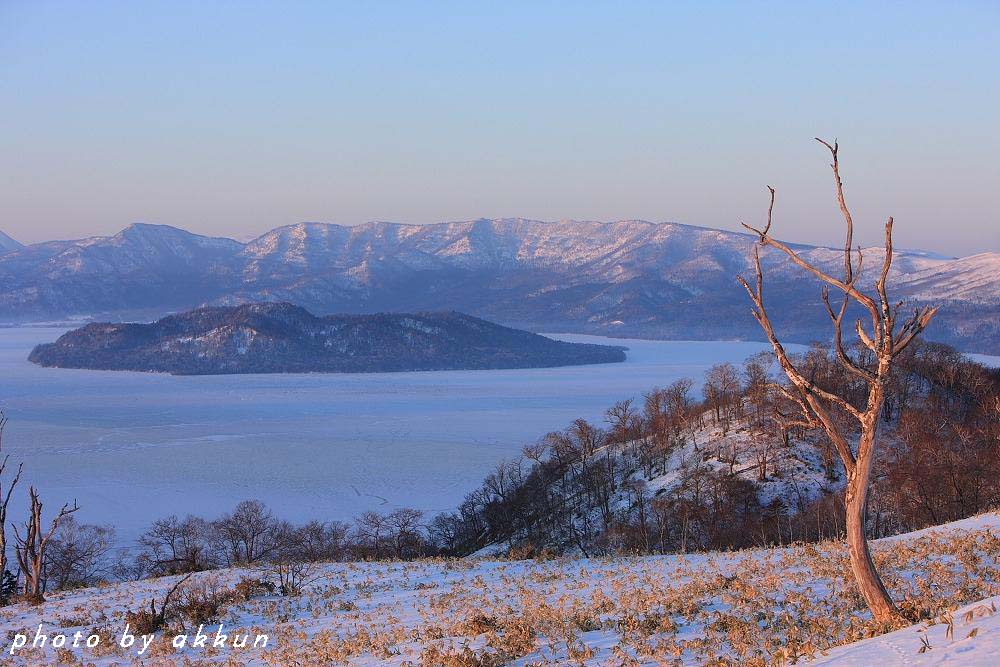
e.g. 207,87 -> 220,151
2,1 -> 998,255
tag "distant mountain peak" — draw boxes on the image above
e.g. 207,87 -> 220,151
121,221 -> 178,233
0,229 -> 23,254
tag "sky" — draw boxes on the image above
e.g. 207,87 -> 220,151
1,1 -> 998,256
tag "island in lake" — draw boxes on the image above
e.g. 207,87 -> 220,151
28,303 -> 627,375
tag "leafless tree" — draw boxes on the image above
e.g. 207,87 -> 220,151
215,499 -> 276,565
750,432 -> 774,482
605,398 -> 638,444
385,508 -> 425,559
737,138 -> 937,623
259,524 -> 324,596
743,352 -> 772,425
703,363 -> 741,430
568,418 -> 603,461
12,486 -> 78,602
483,459 -> 524,504
355,511 -> 388,559
290,519 -> 351,562
43,517 -> 115,590
138,514 -> 214,575
522,441 -> 548,466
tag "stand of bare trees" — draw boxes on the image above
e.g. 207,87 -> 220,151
434,341 -> 996,557
737,139 -> 937,624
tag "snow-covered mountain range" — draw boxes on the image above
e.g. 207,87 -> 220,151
1,219 -> 997,352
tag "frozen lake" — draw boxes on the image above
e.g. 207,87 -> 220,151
1,326 -> 789,545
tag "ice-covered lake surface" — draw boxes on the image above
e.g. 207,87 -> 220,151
967,352 -> 1000,368
3,326 -> 796,544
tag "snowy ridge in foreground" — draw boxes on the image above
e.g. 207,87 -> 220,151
0,514 -> 997,665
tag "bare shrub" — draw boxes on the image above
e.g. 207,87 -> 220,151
234,575 -> 275,601
174,575 -> 236,627
123,572 -> 191,634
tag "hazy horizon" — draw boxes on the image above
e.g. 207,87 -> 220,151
3,2 -> 998,255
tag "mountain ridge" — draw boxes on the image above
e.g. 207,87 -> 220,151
2,219 -> 997,352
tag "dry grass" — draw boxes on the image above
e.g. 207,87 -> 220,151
258,526 -> 998,666
0,521 -> 996,666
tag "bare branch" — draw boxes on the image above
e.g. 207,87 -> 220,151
739,246 -> 864,423
822,286 -> 875,383
814,137 -> 857,285
876,217 -> 895,348
737,247 -> 860,471
2,459 -> 23,510
893,306 -> 939,355
855,320 -> 876,351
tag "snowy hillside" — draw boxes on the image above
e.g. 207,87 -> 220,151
815,594 -> 1000,665
899,252 -> 1000,303
1,513 -> 995,665
462,404 -> 849,560
640,413 -> 838,511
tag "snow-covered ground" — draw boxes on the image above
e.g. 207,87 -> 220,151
814,595 -> 1000,665
1,513 -> 996,665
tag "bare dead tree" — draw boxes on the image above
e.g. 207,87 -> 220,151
12,486 -> 79,603
0,414 -> 24,603
736,139 -> 937,624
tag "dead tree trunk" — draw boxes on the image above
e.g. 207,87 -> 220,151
736,139 -> 936,625
12,487 -> 78,603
